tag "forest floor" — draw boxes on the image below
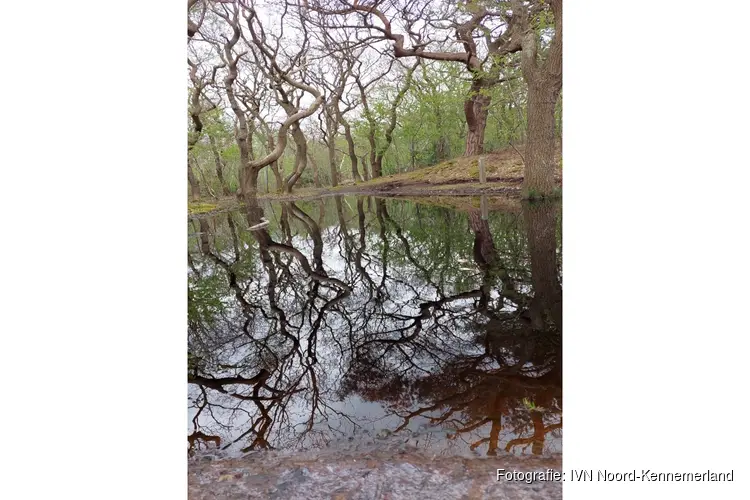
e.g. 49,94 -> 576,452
189,448 -> 562,500
188,144 -> 562,216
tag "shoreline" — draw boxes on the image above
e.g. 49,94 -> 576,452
187,179 -> 562,218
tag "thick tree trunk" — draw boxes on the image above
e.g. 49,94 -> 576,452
519,0 -> 562,198
464,81 -> 491,156
239,165 -> 260,198
468,211 -> 497,270
243,192 -> 265,228
523,83 -> 560,197
188,157 -> 201,202
522,200 -> 562,331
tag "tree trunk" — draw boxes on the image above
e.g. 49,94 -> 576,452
464,80 -> 491,156
370,60 -> 418,177
220,18 -> 252,198
372,157 -> 383,178
468,211 -> 497,270
360,155 -> 370,181
410,139 -> 415,171
523,83 -> 560,197
347,135 -> 362,182
268,161 -> 282,192
522,200 -> 561,331
197,163 -> 218,199
341,121 -> 362,182
519,0 -> 562,198
209,135 -> 231,196
267,134 -> 283,192
434,103 -> 449,162
328,138 -> 339,186
307,151 -> 321,188
436,135 -> 449,163
284,123 -> 307,193
239,165 -> 260,198
325,111 -> 339,187
188,157 -> 201,202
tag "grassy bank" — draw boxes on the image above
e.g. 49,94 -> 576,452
330,142 -> 561,194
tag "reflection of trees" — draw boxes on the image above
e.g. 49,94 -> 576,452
187,196 -> 562,455
189,196 -> 351,451
339,199 -> 561,456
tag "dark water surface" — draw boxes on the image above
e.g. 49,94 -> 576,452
188,196 -> 561,457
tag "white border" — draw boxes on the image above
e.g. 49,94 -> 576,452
565,0 -> 750,498
1,1 -> 749,498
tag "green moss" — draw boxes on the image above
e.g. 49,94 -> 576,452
188,202 -> 218,214
521,187 -> 562,201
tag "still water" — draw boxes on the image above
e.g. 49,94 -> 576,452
188,196 -> 561,457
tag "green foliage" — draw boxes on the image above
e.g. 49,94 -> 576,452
188,273 -> 226,327
342,60 -> 531,178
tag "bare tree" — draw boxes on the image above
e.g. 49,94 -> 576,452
187,56 -> 222,201
188,0 -> 206,39
318,86 -> 341,186
235,74 -> 284,191
313,40 -> 366,183
370,59 -> 419,177
308,0 -> 524,157
348,53 -> 417,179
205,1 -> 324,197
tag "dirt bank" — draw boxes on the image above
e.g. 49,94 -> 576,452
187,144 -> 562,217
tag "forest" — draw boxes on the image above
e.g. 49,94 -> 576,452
187,0 -> 562,203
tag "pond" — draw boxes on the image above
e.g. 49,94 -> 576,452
188,195 -> 562,458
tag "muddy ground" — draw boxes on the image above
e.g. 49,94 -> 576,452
189,449 -> 562,500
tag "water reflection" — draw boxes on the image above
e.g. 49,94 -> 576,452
188,196 -> 561,457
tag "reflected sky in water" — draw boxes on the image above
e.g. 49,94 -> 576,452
188,196 -> 561,457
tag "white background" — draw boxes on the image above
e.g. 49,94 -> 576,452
1,1 -> 749,498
